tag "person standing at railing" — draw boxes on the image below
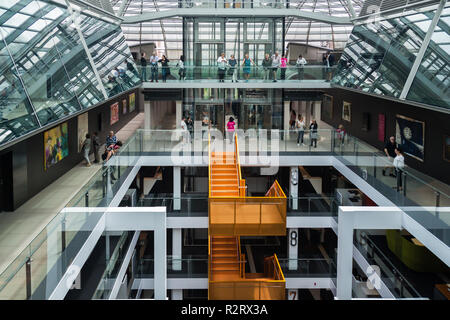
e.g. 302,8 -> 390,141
309,119 -> 318,148
280,54 -> 288,80
393,147 -> 405,192
323,51 -> 335,82
228,54 -> 238,82
271,51 -> 281,82
241,53 -> 255,82
337,124 -> 346,146
262,53 -> 272,81
177,55 -> 186,80
383,136 -> 397,177
149,51 -> 159,82
217,52 -> 227,82
296,55 -> 307,80
140,52 -> 147,81
296,115 -> 306,146
159,55 -> 170,82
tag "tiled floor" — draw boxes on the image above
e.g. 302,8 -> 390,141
0,113 -> 144,275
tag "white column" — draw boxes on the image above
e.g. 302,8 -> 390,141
288,228 -> 299,271
336,207 -> 354,300
172,229 -> 182,271
283,100 -> 290,140
171,289 -> 183,300
154,225 -> 167,300
173,167 -> 181,210
46,218 -> 61,297
176,100 -> 182,129
289,166 -> 298,210
144,101 -> 151,130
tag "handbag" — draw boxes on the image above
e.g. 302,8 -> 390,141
227,68 -> 234,76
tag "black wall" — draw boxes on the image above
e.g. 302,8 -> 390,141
321,88 -> 450,184
0,88 -> 141,211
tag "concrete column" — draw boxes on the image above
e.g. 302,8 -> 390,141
154,225 -> 167,300
171,289 -> 183,300
144,101 -> 151,130
176,100 -> 182,129
172,229 -> 182,271
289,166 -> 298,210
336,208 -> 353,300
46,219 -> 60,297
283,100 -> 290,140
173,167 -> 181,210
288,228 -> 299,270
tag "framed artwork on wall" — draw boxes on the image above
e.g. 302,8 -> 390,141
321,94 -> 333,121
44,122 -> 69,171
378,113 -> 385,142
395,114 -> 425,162
123,99 -> 127,114
77,113 -> 88,152
342,101 -> 351,122
129,92 -> 136,112
110,102 -> 119,125
444,135 -> 450,162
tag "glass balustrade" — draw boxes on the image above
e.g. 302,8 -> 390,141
137,65 -> 336,82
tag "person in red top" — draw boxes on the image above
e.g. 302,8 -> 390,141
336,124 -> 346,146
105,141 -> 123,162
226,116 -> 236,143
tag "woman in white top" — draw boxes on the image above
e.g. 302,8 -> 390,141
393,147 -> 405,191
217,53 -> 227,82
296,115 -> 306,146
177,55 -> 185,80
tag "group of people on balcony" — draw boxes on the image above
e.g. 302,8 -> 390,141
140,51 -> 175,83
139,50 -> 336,82
216,51 -> 309,82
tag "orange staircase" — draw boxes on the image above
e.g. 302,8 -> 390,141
207,132 -> 286,300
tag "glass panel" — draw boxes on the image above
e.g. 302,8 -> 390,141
78,13 -> 141,98
1,0 -> 82,127
407,6 -> 450,109
41,2 -> 104,108
0,29 -> 39,144
333,10 -> 435,98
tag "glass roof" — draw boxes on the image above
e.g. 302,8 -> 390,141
111,0 -> 364,55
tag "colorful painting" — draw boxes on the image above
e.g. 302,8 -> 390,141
77,113 -> 88,152
342,101 -> 351,122
129,92 -> 136,112
122,99 -> 127,114
395,114 -> 425,162
44,122 -> 69,171
110,102 -> 119,125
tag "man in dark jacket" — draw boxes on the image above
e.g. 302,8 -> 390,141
261,54 -> 272,81
92,132 -> 101,163
140,52 -> 147,81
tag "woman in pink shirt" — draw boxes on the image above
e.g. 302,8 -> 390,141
226,116 -> 236,143
280,54 -> 288,80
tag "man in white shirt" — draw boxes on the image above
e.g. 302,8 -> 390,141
271,51 -> 281,82
296,55 -> 307,80
149,51 -> 159,82
181,116 -> 190,144
296,115 -> 306,146
393,147 -> 405,191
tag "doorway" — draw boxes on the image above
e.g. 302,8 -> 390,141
0,152 -> 13,212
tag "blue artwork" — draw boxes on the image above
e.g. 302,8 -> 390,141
395,115 -> 425,162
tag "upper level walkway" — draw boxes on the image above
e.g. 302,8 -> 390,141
137,65 -> 335,88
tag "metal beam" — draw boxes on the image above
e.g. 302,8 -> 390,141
122,8 -> 352,25
399,0 -> 447,99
